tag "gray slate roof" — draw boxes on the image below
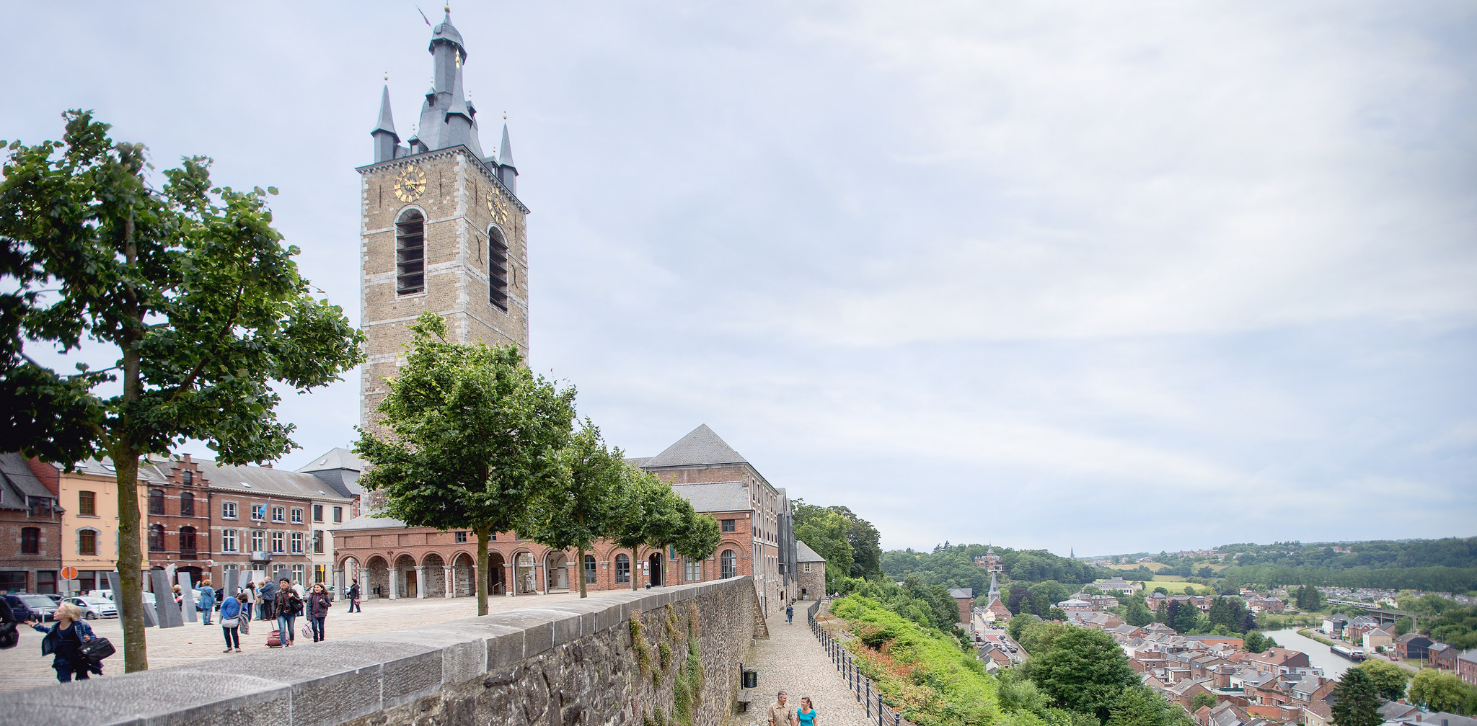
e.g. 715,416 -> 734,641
331,510 -> 409,532
950,588 -> 974,599
195,459 -> 352,502
297,448 -> 365,473
0,453 -> 51,510
644,425 -> 747,468
296,447 -> 366,499
796,540 -> 826,563
671,481 -> 749,513
625,457 -> 652,469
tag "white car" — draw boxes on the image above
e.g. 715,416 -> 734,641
64,596 -> 118,620
91,589 -> 158,606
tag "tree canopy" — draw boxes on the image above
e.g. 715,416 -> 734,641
355,311 -> 574,615
1028,627 -> 1138,723
1354,659 -> 1410,702
525,418 -> 630,597
1330,667 -> 1383,726
0,111 -> 364,671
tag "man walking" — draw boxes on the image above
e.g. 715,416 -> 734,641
786,602 -> 794,625
347,579 -> 361,613
198,579 -> 216,626
770,691 -> 796,726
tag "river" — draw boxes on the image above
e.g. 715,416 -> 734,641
1265,628 -> 1352,678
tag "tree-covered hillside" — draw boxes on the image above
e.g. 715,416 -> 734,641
1219,538 -> 1477,571
882,543 -> 1100,595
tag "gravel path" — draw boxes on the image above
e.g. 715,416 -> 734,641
743,603 -> 876,726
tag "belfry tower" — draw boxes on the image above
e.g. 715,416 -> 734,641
357,8 -> 529,431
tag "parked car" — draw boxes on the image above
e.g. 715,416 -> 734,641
93,589 -> 158,606
63,596 -> 118,620
43,594 -> 63,605
4,593 -> 57,622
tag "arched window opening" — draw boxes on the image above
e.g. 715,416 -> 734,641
615,553 -> 630,584
180,491 -> 194,517
79,529 -> 97,556
148,489 -> 165,516
720,549 -> 737,579
396,210 -> 426,295
488,227 -> 508,311
182,469 -> 193,486
584,554 -> 597,585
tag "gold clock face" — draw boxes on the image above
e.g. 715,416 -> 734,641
486,194 -> 506,225
393,165 -> 426,202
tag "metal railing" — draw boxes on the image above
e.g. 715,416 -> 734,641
807,599 -> 906,726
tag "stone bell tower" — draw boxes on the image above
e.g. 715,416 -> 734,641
357,8 -> 530,433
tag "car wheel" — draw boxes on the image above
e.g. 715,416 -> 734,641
85,612 -> 98,620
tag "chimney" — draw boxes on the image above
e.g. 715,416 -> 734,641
262,463 -> 273,469
182,453 -> 192,463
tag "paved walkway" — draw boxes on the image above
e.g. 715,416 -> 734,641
1,591 -> 584,693
743,604 -> 875,726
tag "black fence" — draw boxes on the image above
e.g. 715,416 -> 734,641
806,599 -> 907,726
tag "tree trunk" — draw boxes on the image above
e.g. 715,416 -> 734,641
476,525 -> 491,616
116,212 -> 148,672
578,545 -> 587,598
632,548 -> 640,590
113,441 -> 147,672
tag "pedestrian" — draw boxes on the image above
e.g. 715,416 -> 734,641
198,578 -> 216,626
274,578 -> 302,647
347,579 -> 362,613
259,578 -> 279,621
238,593 -> 250,637
796,697 -> 817,726
306,583 -> 332,642
171,584 -> 182,605
26,602 -> 99,683
220,592 -> 243,653
770,691 -> 797,726
242,582 -> 256,620
786,602 -> 794,625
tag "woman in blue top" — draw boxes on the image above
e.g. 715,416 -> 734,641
796,696 -> 817,726
27,602 -> 98,682
220,593 -> 245,653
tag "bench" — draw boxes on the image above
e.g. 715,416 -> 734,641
735,689 -> 755,712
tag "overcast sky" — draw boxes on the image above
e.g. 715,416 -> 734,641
4,2 -> 1474,555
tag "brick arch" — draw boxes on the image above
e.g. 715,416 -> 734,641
395,204 -> 429,223
509,549 -> 539,595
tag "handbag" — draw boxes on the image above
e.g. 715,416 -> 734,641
220,617 -> 239,628
79,636 -> 115,664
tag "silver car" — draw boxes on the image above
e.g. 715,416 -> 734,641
64,596 -> 118,620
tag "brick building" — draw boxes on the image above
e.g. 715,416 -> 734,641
26,458 -> 153,594
197,458 -> 353,590
332,424 -> 798,614
0,453 -> 61,593
796,540 -> 826,600
145,456 -> 212,586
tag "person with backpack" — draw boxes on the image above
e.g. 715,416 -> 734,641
258,578 -> 279,621
306,582 -> 332,642
273,578 -> 303,647
219,592 -> 244,653
26,602 -> 100,682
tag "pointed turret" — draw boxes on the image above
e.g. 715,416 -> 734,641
444,62 -> 474,148
428,7 -> 465,107
371,84 -> 399,162
497,123 -> 518,194
988,572 -> 999,600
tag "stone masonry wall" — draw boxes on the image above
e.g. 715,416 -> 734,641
0,577 -> 761,726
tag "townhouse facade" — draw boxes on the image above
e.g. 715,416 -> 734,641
0,453 -> 61,593
145,456 -> 213,586
27,458 -> 153,593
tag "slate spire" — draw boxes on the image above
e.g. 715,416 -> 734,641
497,123 -> 518,194
371,83 -> 399,162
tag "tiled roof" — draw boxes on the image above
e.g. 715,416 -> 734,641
195,459 -> 353,502
796,540 -> 826,563
644,425 -> 747,468
671,481 -> 749,513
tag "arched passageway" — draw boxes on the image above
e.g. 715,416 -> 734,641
395,554 -> 418,598
365,556 -> 389,599
422,553 -> 447,598
546,551 -> 569,591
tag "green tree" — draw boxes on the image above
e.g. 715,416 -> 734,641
0,112 -> 364,672
525,419 -> 628,598
1184,585 -> 1196,595
1392,616 -> 1414,637
1122,598 -> 1154,627
1105,684 -> 1180,726
1046,606 -> 1068,621
796,509 -> 854,592
355,312 -> 574,616
1156,599 -> 1170,623
1153,586 -> 1170,595
1330,667 -> 1382,726
1354,659 -> 1410,701
1029,580 -> 1070,616
673,506 -> 721,577
1191,693 -> 1218,712
1174,600 -> 1202,633
1244,631 -> 1268,653
1409,669 -> 1477,715
1030,627 -> 1138,722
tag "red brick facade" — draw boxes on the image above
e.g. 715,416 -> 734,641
145,456 -> 212,587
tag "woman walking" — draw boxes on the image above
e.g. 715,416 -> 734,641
306,583 -> 332,642
26,602 -> 99,683
274,578 -> 302,647
796,697 -> 817,726
220,592 -> 244,653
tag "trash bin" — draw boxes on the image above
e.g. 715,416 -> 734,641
743,669 -> 758,689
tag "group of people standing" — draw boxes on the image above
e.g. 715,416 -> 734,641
169,576 -> 344,653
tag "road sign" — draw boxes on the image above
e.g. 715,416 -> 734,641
60,566 -> 78,580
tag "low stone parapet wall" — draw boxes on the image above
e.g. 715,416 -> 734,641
2,577 -> 760,726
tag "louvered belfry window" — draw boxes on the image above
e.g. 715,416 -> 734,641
396,210 -> 426,295
488,227 -> 508,311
